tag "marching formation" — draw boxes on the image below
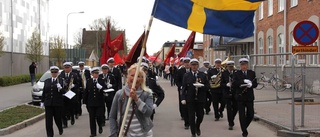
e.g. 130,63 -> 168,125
40,56 -> 257,137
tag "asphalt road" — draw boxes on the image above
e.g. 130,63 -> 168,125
2,79 -> 278,137
0,83 -> 33,111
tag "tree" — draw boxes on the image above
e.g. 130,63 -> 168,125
89,17 -> 119,31
25,29 -> 43,63
49,36 -> 66,68
73,29 -> 82,48
0,32 -> 4,57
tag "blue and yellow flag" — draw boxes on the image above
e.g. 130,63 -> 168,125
152,0 -> 262,38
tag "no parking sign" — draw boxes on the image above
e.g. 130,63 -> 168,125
292,21 -> 319,54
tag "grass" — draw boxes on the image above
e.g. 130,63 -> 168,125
0,105 -> 44,129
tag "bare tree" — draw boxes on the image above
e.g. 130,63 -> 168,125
73,30 -> 82,48
0,32 -> 4,57
49,36 -> 66,68
89,17 -> 119,31
25,29 -> 43,63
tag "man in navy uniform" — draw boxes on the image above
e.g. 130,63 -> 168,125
199,61 -> 212,114
76,61 -> 91,117
41,66 -> 65,137
181,58 -> 209,137
175,57 -> 191,129
207,58 -> 225,121
221,60 -> 238,130
107,58 -> 122,91
83,67 -> 107,137
232,58 -> 257,137
141,62 -> 165,121
58,62 -> 80,128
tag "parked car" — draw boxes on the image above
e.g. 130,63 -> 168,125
31,70 -> 62,105
72,65 -> 91,71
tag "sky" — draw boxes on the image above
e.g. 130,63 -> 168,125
49,0 -> 203,55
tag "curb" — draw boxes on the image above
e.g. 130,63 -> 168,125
0,104 -> 45,136
254,114 -> 320,137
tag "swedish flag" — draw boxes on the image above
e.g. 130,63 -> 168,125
152,0 -> 262,38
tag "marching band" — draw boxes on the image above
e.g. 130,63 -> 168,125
41,56 -> 256,137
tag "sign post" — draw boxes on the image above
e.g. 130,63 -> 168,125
292,20 -> 319,128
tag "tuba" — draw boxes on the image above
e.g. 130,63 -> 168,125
210,56 -> 230,88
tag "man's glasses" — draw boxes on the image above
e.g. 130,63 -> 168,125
51,71 -> 58,73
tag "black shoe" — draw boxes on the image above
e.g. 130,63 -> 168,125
220,112 -> 223,118
71,119 -> 75,125
184,125 -> 190,130
191,135 -> 196,137
101,122 -> 105,127
196,129 -> 201,136
90,134 -> 96,137
75,114 -> 79,119
206,111 -> 209,115
242,132 -> 248,137
63,124 -> 68,128
215,118 -> 219,121
228,126 -> 233,130
99,127 -> 103,134
59,129 -> 63,135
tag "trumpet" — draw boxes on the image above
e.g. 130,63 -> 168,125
67,75 -> 74,91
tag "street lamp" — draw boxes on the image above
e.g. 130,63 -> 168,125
66,11 -> 84,49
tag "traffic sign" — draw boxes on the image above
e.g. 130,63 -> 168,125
293,21 -> 319,45
292,46 -> 318,54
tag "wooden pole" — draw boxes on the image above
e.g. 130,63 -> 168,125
118,16 -> 154,137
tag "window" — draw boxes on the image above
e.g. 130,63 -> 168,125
267,36 -> 273,64
258,38 -> 264,64
268,0 -> 273,16
278,34 -> 285,65
259,2 -> 264,20
175,49 -> 180,52
291,0 -> 298,7
278,0 -> 284,12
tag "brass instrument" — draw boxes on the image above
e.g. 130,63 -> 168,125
67,75 -> 74,91
81,71 -> 86,89
210,68 -> 224,88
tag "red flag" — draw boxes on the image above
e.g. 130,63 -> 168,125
178,31 -> 196,58
109,33 -> 124,57
99,20 -> 112,65
152,50 -> 162,64
125,32 -> 147,67
164,44 -> 175,65
113,53 -> 123,65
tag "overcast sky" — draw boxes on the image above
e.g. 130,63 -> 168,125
49,0 -> 203,55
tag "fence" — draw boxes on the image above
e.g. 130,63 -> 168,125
229,53 -> 320,132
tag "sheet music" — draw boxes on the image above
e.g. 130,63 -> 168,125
64,90 -> 76,99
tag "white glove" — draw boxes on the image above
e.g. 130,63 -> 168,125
244,79 -> 251,84
211,75 -> 217,79
247,82 -> 252,88
56,83 -> 62,90
181,100 -> 186,105
71,84 -> 75,88
153,104 -> 157,109
226,82 -> 231,87
40,102 -> 44,109
96,83 -> 103,89
107,83 -> 113,88
104,93 -> 109,97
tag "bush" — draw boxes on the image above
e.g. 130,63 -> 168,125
0,74 -> 43,87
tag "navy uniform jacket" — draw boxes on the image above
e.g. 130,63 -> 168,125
58,71 -> 80,93
146,76 -> 165,107
181,71 -> 209,103
110,67 -> 122,90
232,70 -> 258,101
221,70 -> 236,99
83,78 -> 106,107
41,77 -> 66,106
175,67 -> 189,88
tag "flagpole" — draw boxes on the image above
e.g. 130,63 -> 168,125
118,1 -> 158,136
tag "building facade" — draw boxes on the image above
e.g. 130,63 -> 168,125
255,0 -> 320,65
0,0 -> 50,76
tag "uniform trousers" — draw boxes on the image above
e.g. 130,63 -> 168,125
238,101 -> 254,136
211,91 -> 226,119
205,90 -> 212,113
225,96 -> 238,127
45,106 -> 63,137
187,101 -> 204,135
87,106 -> 105,135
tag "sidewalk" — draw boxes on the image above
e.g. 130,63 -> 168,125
0,83 -> 32,111
253,86 -> 320,133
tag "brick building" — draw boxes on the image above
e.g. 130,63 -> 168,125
255,0 -> 320,65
